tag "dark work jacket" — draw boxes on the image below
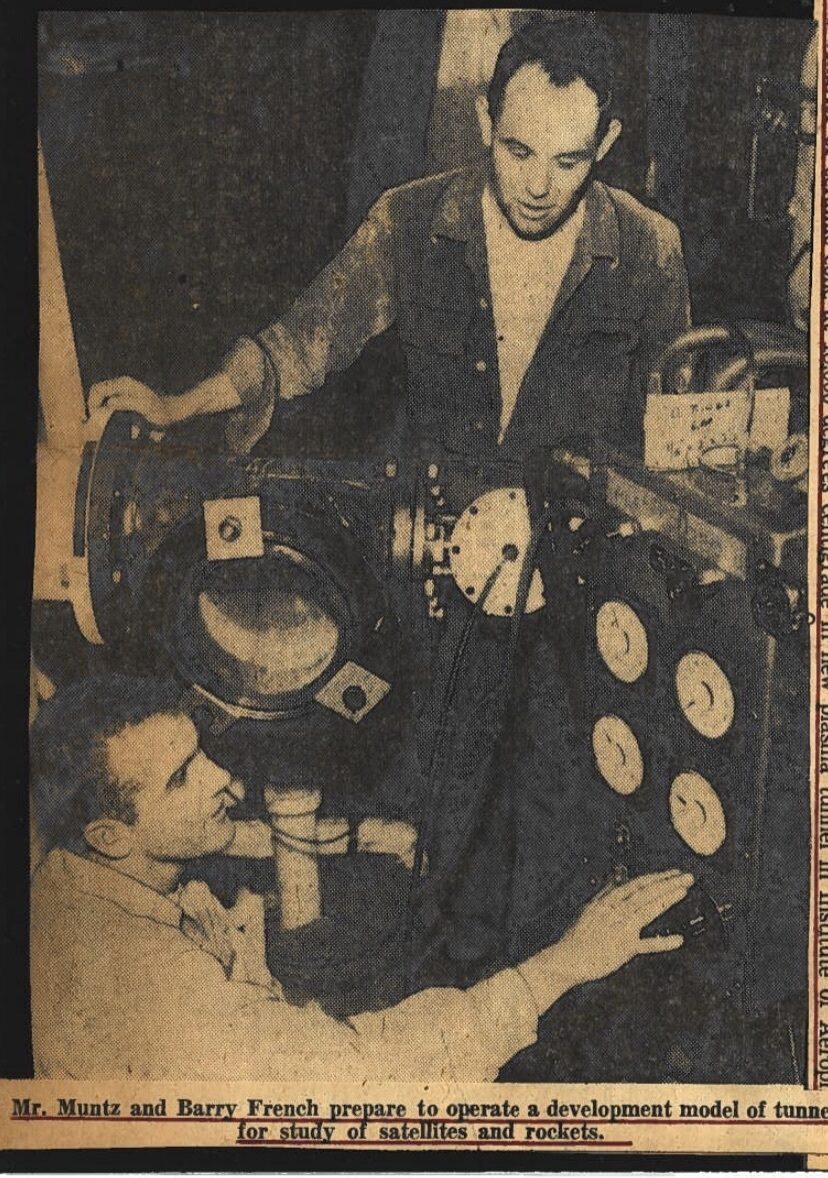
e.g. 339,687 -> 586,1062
225,165 -> 691,463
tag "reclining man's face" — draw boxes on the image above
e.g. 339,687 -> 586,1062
105,713 -> 243,861
480,64 -> 620,240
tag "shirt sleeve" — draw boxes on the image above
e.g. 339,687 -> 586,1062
620,216 -> 692,452
345,968 -> 540,1082
221,194 -> 396,453
640,218 -> 692,382
147,943 -> 538,1082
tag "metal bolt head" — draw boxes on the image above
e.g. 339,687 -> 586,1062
218,515 -> 242,543
341,684 -> 368,713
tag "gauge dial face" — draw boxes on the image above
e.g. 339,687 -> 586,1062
596,600 -> 649,683
592,715 -> 644,795
675,651 -> 735,739
669,771 -> 727,855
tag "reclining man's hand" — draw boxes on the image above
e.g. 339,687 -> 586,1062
515,869 -> 693,1015
556,869 -> 692,985
179,881 -> 273,989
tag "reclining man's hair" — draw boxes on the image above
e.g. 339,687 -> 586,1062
30,674 -> 185,854
487,14 -> 616,140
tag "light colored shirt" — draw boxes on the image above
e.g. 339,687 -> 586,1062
481,184 -> 585,441
30,848 -> 539,1081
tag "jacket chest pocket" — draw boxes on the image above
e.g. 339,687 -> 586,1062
567,315 -> 641,364
397,297 -> 471,358
552,313 -> 644,446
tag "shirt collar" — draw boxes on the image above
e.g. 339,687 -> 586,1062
430,166 -> 619,267
39,847 -> 183,929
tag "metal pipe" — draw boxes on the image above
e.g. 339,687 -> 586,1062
264,787 -> 323,930
648,325 -> 737,393
710,347 -> 809,392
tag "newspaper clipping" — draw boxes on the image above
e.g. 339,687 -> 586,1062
3,4 -> 827,1161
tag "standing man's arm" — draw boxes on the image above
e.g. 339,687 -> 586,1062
88,195 -> 397,452
620,217 -> 691,451
640,217 -> 692,384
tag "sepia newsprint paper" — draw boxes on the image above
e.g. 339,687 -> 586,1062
4,3 -> 828,1163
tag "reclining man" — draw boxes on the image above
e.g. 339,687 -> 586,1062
88,15 -> 690,461
30,674 -> 692,1081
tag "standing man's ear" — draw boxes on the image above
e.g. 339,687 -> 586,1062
596,118 -> 623,163
83,817 -> 133,860
475,93 -> 494,149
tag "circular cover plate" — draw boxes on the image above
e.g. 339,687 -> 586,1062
675,651 -> 735,739
596,600 -> 649,683
669,771 -> 727,855
592,714 -> 644,794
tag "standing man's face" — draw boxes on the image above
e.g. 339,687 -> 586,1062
478,63 -> 621,240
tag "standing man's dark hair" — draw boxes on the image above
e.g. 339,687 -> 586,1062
488,15 -> 616,138
30,674 -> 185,854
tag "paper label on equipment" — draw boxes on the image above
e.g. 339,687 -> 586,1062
644,387 -> 791,470
748,387 -> 791,451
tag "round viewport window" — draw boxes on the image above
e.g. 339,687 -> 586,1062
177,546 -> 347,711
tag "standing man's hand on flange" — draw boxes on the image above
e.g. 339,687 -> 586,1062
88,370 -> 242,428
88,377 -> 173,426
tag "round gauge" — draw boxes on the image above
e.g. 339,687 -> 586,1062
592,715 -> 644,795
675,651 -> 735,739
669,772 -> 727,856
596,600 -> 649,683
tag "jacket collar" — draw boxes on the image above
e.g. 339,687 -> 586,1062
429,165 -> 620,268
38,847 -> 183,928
582,180 -> 620,265
429,164 -> 487,244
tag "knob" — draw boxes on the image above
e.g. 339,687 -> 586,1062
341,685 -> 368,713
698,568 -> 727,587
607,519 -> 638,539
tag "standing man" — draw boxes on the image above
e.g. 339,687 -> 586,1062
90,16 -> 690,461
30,674 -> 691,1080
